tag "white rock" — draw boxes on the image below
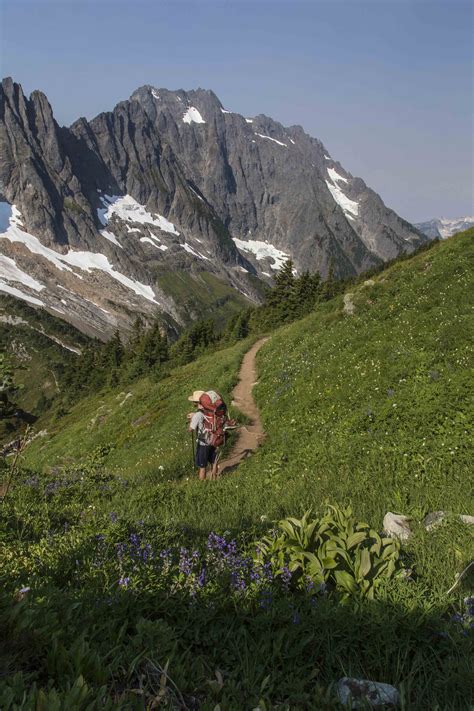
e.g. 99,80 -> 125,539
343,293 -> 355,315
336,677 -> 400,708
383,512 -> 412,540
459,514 -> 474,525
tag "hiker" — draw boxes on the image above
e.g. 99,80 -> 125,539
187,390 -> 229,481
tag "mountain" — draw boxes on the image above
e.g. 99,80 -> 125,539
415,216 -> 474,240
0,77 -> 427,337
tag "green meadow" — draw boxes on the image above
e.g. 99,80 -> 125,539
1,231 -> 473,709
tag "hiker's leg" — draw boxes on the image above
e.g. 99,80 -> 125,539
195,445 -> 207,481
210,447 -> 219,480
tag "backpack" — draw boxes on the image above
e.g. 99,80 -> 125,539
198,390 -> 228,447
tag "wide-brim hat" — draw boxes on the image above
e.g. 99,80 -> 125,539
188,390 -> 205,402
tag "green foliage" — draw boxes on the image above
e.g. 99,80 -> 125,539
256,507 -> 401,599
0,353 -> 21,419
1,232 -> 473,708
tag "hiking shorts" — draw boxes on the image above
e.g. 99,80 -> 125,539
195,444 -> 217,468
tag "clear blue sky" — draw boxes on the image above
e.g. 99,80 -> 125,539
1,0 -> 472,222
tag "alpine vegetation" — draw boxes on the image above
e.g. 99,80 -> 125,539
1,230 -> 473,709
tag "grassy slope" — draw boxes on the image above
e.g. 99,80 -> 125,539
0,296 -> 88,434
25,338 -> 250,475
27,231 -> 473,530
7,231 -> 473,708
157,269 -> 254,330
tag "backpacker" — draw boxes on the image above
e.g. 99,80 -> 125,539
198,390 -> 228,447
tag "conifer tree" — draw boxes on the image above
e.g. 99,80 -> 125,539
0,354 -> 19,419
320,260 -> 337,301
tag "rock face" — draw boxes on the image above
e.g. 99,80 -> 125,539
0,77 -> 428,337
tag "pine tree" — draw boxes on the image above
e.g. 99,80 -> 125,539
0,354 -> 20,419
320,260 -> 337,301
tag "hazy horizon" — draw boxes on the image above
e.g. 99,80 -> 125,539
1,0 -> 472,223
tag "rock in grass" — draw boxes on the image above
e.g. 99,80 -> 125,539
336,677 -> 400,708
423,511 -> 446,530
383,512 -> 412,540
423,512 -> 474,531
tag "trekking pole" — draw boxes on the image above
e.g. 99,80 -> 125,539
190,431 -> 195,470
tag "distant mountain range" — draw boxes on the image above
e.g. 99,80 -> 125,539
415,216 -> 474,240
0,77 -> 428,337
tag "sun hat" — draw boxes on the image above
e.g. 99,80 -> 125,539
188,390 -> 205,402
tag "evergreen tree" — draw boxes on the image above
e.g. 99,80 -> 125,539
0,354 -> 20,419
320,260 -> 337,301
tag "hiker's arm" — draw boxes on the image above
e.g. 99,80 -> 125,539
188,411 -> 201,432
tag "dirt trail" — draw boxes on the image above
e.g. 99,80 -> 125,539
219,338 -> 269,475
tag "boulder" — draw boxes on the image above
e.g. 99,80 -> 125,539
336,677 -> 400,708
423,511 -> 446,530
423,512 -> 474,531
383,512 -> 412,540
343,293 -> 355,315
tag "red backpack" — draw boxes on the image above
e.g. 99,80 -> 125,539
199,390 -> 228,447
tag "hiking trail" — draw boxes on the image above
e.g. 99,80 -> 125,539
219,338 -> 269,474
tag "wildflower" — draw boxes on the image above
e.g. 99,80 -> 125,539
464,597 -> 474,617
110,512 -> 118,523
197,567 -> 206,588
118,576 -> 130,588
280,565 -> 292,590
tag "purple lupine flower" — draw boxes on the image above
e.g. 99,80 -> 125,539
118,576 -> 130,588
130,533 -> 140,547
464,597 -> 474,617
110,512 -> 118,523
179,547 -> 193,575
280,565 -> 292,590
292,611 -> 301,625
198,567 -> 206,588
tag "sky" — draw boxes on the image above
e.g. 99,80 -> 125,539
1,0 -> 472,223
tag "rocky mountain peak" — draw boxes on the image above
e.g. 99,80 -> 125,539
0,77 -> 428,338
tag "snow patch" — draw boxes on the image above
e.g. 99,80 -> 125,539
183,107 -> 206,124
0,254 -> 45,292
0,281 -> 44,306
325,169 -> 359,219
101,230 -> 122,248
189,185 -> 205,202
98,194 -> 179,235
245,118 -> 253,123
255,133 -> 287,147
0,202 -> 159,304
327,167 -> 348,184
289,138 -> 295,145
324,155 -> 331,160
220,108 -> 232,114
233,238 -> 289,271
140,237 -> 168,251
182,243 -> 210,261
151,89 -> 160,100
